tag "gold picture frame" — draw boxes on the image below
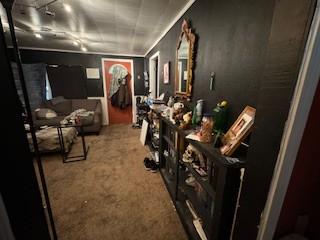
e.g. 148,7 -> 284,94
164,62 -> 170,84
220,106 -> 256,156
175,19 -> 196,97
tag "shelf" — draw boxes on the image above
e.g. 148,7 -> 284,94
159,116 -> 243,240
163,135 -> 175,148
151,141 -> 159,150
163,153 -> 176,165
185,139 -> 245,169
178,170 -> 213,227
181,161 -> 216,199
174,200 -> 202,240
162,116 -> 245,168
162,117 -> 179,130
147,140 -> 159,153
159,168 -> 175,199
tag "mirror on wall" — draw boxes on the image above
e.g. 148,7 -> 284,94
175,19 -> 196,97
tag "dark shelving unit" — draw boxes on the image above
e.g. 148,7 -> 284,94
159,168 -> 176,199
159,116 -> 245,240
178,169 -> 213,228
181,161 -> 216,199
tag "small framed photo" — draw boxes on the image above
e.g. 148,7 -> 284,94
220,106 -> 256,156
164,62 -> 170,84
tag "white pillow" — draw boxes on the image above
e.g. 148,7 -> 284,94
35,108 -> 58,119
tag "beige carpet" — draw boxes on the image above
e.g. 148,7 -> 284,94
41,124 -> 187,240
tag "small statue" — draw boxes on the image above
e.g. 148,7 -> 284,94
199,114 -> 214,143
167,96 -> 174,108
182,144 -> 196,163
172,102 -> 185,125
179,111 -> 192,129
182,144 -> 206,169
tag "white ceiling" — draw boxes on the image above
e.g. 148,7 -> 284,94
0,0 -> 192,56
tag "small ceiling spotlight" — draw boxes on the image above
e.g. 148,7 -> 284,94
35,33 -> 42,39
64,4 -> 72,13
73,41 -> 79,46
81,46 -> 87,52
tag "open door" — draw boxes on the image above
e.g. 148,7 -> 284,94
103,59 -> 134,125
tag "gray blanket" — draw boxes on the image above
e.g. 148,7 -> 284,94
28,127 -> 77,152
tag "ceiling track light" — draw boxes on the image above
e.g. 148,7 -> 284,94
64,3 -> 72,13
81,46 -> 87,52
34,33 -> 42,39
73,41 -> 79,46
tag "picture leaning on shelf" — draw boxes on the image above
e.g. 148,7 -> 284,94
220,106 -> 256,156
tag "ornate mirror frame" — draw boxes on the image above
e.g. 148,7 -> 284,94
175,19 -> 196,97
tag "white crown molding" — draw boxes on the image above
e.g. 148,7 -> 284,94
7,46 -> 145,58
144,0 -> 196,56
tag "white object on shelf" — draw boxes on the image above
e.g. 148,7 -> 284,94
24,124 -> 30,131
186,132 -> 200,141
186,200 -> 207,240
154,133 -> 160,139
140,120 -> 149,146
155,151 -> 159,163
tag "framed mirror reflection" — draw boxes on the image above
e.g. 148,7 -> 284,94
175,19 -> 196,97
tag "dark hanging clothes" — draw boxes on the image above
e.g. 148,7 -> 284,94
110,92 -> 118,107
118,81 -> 131,109
110,79 -> 132,109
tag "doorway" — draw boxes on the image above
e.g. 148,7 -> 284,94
102,58 -> 135,125
149,51 -> 160,98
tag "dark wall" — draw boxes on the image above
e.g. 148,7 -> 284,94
234,0 -> 315,238
146,0 -> 275,124
10,49 -> 145,97
146,0 -> 315,239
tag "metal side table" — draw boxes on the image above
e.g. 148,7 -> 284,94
57,124 -> 89,163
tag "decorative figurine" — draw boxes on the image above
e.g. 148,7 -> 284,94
199,114 -> 214,143
179,111 -> 192,129
212,100 -> 228,132
195,99 -> 204,124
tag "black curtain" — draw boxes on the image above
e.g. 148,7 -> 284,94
47,65 -> 87,99
12,63 -> 46,110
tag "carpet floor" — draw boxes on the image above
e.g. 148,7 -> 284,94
41,124 -> 187,240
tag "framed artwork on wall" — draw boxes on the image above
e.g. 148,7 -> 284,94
86,68 -> 100,79
164,62 -> 170,84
